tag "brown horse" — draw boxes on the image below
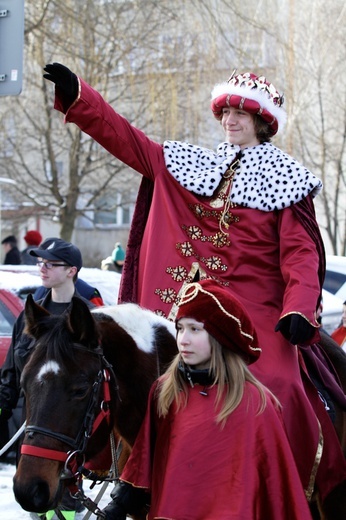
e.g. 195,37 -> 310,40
13,295 -> 177,516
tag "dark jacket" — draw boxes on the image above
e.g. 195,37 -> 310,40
20,246 -> 38,265
4,246 -> 21,265
0,290 -> 94,414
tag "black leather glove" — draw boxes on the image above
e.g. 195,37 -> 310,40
43,62 -> 78,111
275,314 -> 315,345
98,481 -> 149,520
98,501 -> 127,520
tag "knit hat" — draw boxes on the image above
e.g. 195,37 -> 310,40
24,230 -> 43,246
176,279 -> 261,364
211,71 -> 286,136
29,237 -> 82,271
114,243 -> 125,262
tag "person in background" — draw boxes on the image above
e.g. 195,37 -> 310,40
1,235 -> 21,265
101,242 -> 126,273
43,64 -> 346,511
20,230 -> 43,265
0,237 -> 92,518
99,280 -> 312,520
33,238 -> 104,306
111,242 -> 125,273
331,301 -> 346,351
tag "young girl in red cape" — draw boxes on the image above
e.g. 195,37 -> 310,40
99,279 -> 312,520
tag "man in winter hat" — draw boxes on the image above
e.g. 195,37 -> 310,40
21,230 -> 43,265
43,63 -> 346,512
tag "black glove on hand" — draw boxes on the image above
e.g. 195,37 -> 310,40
275,314 -> 315,345
98,481 -> 149,520
43,63 -> 78,110
98,501 -> 127,520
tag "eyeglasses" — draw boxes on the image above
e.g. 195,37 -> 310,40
37,261 -> 69,269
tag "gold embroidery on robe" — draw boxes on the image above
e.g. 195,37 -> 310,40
155,161 -> 240,314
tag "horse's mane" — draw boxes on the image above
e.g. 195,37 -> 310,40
92,303 -> 176,354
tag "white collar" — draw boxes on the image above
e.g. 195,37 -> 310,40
163,141 -> 322,211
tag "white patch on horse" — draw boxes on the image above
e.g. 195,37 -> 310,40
37,360 -> 60,381
92,303 -> 176,354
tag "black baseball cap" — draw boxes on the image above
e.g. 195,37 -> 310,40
30,237 -> 82,271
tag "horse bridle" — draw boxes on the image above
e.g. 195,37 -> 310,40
21,344 -> 114,477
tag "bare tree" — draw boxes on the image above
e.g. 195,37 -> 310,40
0,0 -> 185,240
284,0 -> 346,255
0,0 -> 345,253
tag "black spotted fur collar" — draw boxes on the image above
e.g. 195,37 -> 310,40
163,141 -> 322,212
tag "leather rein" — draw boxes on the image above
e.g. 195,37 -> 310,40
21,344 -> 114,478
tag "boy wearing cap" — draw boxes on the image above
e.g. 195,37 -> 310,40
0,238 -> 92,518
99,280 -> 312,520
33,238 -> 104,306
43,66 -> 346,511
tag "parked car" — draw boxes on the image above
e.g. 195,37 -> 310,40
0,289 -> 24,461
324,255 -> 346,302
0,289 -> 24,367
320,288 -> 343,335
319,255 -> 346,335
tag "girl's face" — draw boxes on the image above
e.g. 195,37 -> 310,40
221,106 -> 260,149
176,318 -> 212,370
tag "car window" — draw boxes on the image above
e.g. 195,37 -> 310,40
324,270 -> 346,295
16,287 -> 38,300
0,301 -> 15,336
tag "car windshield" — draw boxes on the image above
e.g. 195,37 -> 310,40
324,270 -> 346,295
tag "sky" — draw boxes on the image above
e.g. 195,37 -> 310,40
1,461 -> 115,519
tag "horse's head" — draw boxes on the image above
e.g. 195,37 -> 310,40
13,297 -> 178,514
13,295 -> 105,513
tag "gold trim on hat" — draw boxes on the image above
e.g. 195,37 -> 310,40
178,282 -> 261,354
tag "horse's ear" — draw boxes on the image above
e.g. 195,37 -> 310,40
67,297 -> 99,346
24,293 -> 51,338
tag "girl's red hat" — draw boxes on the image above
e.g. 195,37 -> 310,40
176,279 -> 261,364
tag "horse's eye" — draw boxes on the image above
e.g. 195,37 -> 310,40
71,386 -> 89,400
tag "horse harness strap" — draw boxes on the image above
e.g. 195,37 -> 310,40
91,368 -> 112,435
21,444 -> 69,462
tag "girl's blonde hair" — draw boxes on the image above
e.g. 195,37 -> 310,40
157,334 -> 280,427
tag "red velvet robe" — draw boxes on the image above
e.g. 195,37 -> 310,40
55,80 -> 346,501
121,380 -> 313,520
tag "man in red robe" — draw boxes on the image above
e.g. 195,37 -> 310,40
43,65 -> 346,511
